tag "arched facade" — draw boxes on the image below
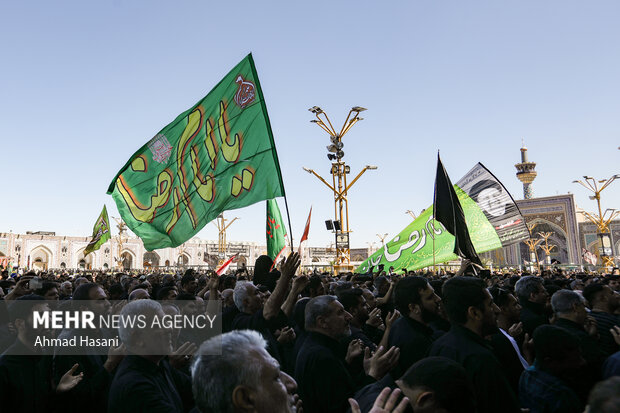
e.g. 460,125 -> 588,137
121,250 -> 136,271
143,251 -> 160,268
30,245 -> 53,271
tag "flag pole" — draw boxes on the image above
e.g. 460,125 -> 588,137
283,194 -> 294,254
433,151 -> 438,274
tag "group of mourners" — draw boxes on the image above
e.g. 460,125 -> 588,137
0,255 -> 619,413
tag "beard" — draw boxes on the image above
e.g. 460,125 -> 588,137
420,306 -> 438,324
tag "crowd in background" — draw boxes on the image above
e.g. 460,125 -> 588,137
0,256 -> 619,413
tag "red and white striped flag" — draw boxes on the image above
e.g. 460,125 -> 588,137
216,253 -> 238,276
298,206 -> 312,255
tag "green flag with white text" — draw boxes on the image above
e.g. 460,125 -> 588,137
107,54 -> 285,250
84,205 -> 111,256
357,163 -> 528,272
266,199 -> 287,263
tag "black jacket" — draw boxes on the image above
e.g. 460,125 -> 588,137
429,324 -> 519,413
295,332 -> 373,413
0,338 -> 55,413
387,316 -> 434,377
519,300 -> 548,336
107,355 -> 193,413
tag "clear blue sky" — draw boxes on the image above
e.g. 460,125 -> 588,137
1,0 -> 619,249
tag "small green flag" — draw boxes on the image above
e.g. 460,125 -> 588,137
84,205 -> 111,256
266,199 -> 287,263
107,54 -> 285,250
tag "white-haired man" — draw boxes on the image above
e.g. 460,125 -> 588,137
191,330 -> 302,413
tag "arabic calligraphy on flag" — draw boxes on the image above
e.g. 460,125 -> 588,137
357,163 -> 529,272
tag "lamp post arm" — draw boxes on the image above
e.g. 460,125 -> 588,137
223,217 -> 239,232
305,168 -> 336,192
344,166 -> 373,193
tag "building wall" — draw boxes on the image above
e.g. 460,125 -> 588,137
0,232 -> 339,271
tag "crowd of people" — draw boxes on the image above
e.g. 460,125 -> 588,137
0,255 -> 619,413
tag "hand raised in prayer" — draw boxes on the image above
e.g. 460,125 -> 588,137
346,339 -> 364,365
366,345 -> 400,380
104,343 -> 126,372
291,275 -> 309,295
521,333 -> 535,365
280,252 -> 301,278
56,363 -> 84,393
366,308 -> 384,328
348,387 -> 409,413
508,322 -> 523,338
276,326 -> 296,344
169,341 -> 199,370
384,310 -> 400,330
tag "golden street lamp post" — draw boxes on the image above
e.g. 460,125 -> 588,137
213,213 -> 239,265
522,238 -> 543,273
537,232 -> 556,266
112,216 -> 128,270
573,175 -> 620,270
303,106 -> 376,274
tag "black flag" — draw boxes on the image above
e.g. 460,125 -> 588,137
433,154 -> 482,266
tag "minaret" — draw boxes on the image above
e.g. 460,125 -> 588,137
515,140 -> 537,199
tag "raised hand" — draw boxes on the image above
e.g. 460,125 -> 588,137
169,341 -> 199,370
346,339 -> 364,364
56,364 -> 84,393
281,252 -> 301,278
366,308 -> 384,328
292,275 -> 309,294
348,387 -> 409,413
366,346 -> 400,380
104,343 -> 126,372
508,322 -> 523,338
276,326 -> 296,344
384,310 -> 400,330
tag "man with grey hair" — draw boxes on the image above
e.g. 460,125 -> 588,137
551,289 -> 604,401
227,252 -> 301,364
295,295 -> 399,413
191,330 -> 301,413
515,276 -> 549,336
59,280 -> 73,300
108,300 -> 193,413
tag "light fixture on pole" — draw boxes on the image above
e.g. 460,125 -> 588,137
303,106 -> 374,274
573,174 -> 620,270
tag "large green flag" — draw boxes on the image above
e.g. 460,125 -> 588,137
107,54 -> 285,250
357,163 -> 529,272
266,199 -> 287,263
84,205 -> 111,256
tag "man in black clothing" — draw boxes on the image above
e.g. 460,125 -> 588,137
295,295 -> 399,413
53,283 -> 124,413
388,277 -> 440,378
551,289 -> 605,401
0,295 -> 84,412
429,276 -> 520,413
339,288 -> 383,350
229,252 -> 302,364
489,287 -> 530,396
518,325 -> 585,413
583,283 -> 619,357
180,270 -> 198,296
350,357 -> 475,413
108,300 -> 193,413
514,276 -> 549,336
